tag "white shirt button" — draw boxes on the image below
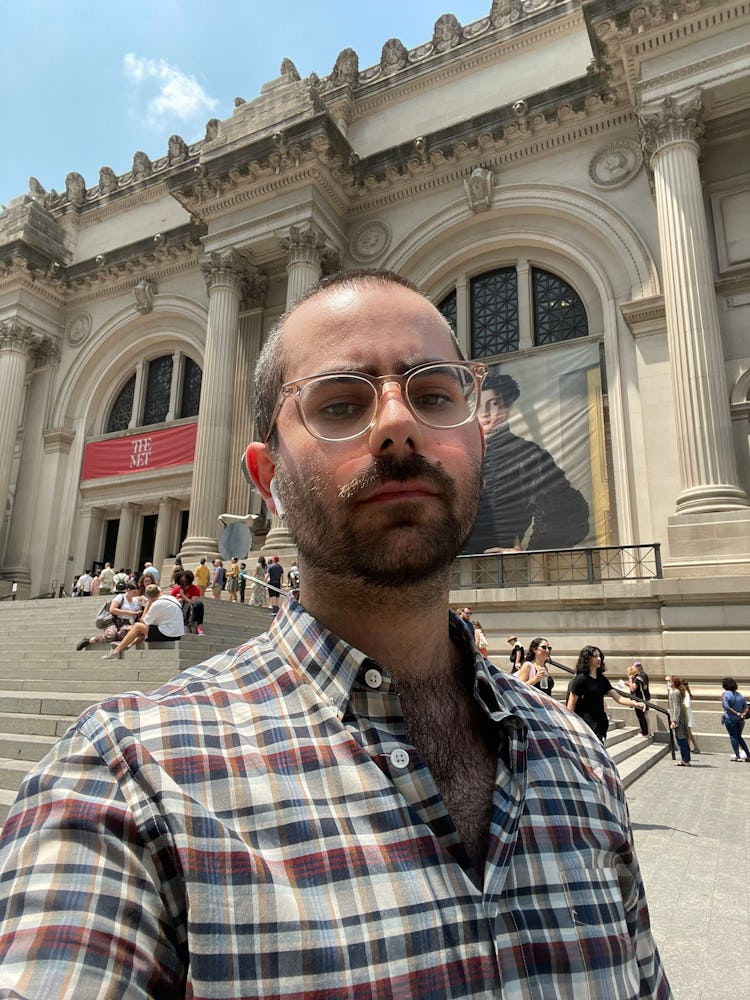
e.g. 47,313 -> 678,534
364,668 -> 382,689
390,748 -> 410,770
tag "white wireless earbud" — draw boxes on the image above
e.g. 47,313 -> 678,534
269,476 -> 285,517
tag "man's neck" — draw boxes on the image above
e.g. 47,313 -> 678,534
297,567 -> 457,678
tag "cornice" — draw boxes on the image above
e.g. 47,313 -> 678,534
620,293 -> 667,335
67,182 -> 172,228
65,248 -> 202,307
349,8 -> 586,121
0,253 -> 68,307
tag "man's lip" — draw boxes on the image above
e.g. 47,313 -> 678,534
360,481 -> 440,503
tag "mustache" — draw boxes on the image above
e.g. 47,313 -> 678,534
338,453 -> 455,503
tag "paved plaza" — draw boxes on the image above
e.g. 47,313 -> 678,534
627,748 -> 750,999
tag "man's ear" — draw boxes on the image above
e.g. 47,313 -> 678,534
243,443 -> 278,512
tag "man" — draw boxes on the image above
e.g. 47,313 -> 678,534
465,371 -> 590,553
0,270 -> 669,997
98,561 -> 115,595
507,634 -> 525,672
74,569 -> 93,596
208,558 -> 225,599
194,556 -> 211,596
140,560 -> 160,583
266,554 -> 284,612
457,605 -> 475,641
100,583 -> 184,659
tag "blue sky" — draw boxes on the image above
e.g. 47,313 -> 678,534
0,1 -> 491,206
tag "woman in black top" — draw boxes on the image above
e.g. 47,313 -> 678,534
566,645 -> 646,741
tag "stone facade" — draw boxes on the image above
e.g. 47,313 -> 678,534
0,0 -> 749,678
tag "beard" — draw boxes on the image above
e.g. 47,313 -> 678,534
274,452 -> 483,589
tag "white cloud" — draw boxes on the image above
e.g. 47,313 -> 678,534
123,53 -> 217,124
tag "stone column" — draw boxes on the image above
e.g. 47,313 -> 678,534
152,497 -> 179,573
638,93 -> 749,516
226,305 -> 265,515
1,338 -> 60,596
76,506 -> 106,575
0,322 -> 36,533
180,249 -> 263,561
262,223 -> 331,555
114,502 -> 139,570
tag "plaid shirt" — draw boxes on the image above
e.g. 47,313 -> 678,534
0,603 -> 670,999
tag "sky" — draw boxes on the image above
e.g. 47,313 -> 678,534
0,0 -> 492,206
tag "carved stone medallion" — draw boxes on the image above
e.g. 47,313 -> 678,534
349,220 -> 392,263
65,312 -> 92,347
588,139 -> 643,189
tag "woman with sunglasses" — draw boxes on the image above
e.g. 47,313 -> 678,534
516,637 -> 554,694
567,645 -> 646,741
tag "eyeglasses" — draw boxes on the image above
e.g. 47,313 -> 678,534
264,361 -> 488,442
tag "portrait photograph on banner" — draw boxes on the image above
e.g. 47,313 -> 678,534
464,340 -> 612,554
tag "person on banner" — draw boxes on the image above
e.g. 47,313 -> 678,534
0,269 -> 669,998
464,371 -> 589,554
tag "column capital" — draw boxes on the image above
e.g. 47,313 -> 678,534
637,92 -> 704,165
0,320 -> 36,354
278,221 -> 330,268
200,248 -> 254,295
32,335 -> 61,370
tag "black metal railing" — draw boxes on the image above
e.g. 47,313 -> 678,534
547,657 -> 675,759
452,543 -> 662,590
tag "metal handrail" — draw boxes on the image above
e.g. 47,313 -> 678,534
548,657 -> 675,760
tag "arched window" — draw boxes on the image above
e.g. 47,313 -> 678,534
438,264 -> 589,359
142,355 -> 173,426
106,375 -> 136,433
179,357 -> 202,418
532,268 -> 588,345
104,353 -> 202,433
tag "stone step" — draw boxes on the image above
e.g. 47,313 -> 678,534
0,691 -> 109,717
0,732 -> 57,762
0,712 -> 74,738
0,757 -> 37,791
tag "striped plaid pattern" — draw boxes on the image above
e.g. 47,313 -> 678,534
0,603 -> 670,998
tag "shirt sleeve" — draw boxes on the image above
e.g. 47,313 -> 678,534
0,719 -> 185,996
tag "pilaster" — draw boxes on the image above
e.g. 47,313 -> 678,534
0,322 -> 39,533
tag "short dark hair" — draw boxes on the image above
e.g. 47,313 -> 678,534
253,268 -> 463,445
722,677 -> 738,692
483,372 -> 520,407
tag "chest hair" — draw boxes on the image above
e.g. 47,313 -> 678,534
396,663 -> 499,876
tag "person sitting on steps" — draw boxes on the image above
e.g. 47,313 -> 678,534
101,584 -> 185,660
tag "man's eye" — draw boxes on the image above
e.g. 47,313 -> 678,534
317,400 -> 366,420
411,391 -> 453,410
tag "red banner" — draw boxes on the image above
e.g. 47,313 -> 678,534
81,423 -> 198,480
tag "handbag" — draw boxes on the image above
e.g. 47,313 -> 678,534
95,600 -> 115,630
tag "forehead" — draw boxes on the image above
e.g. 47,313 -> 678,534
281,281 -> 460,378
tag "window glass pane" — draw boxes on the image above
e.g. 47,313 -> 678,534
106,374 -> 135,433
470,268 -> 519,357
180,357 -> 203,418
437,289 -> 457,332
533,268 -> 588,344
143,355 -> 173,426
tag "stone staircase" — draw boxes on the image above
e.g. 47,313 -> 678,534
0,596 -> 273,822
0,599 -> 697,824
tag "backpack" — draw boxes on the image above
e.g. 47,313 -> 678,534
95,599 -> 116,630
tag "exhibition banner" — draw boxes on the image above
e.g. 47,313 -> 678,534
465,340 -> 609,553
81,422 -> 198,480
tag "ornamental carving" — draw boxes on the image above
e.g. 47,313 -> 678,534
432,14 -> 464,52
65,313 -> 92,347
200,248 -> 255,295
32,337 -> 61,369
464,167 -> 495,213
330,48 -> 359,86
204,118 -> 220,141
0,320 -> 36,353
167,134 -> 189,165
489,0 -> 522,28
65,172 -> 86,206
280,58 -> 300,82
349,220 -> 392,263
99,166 -> 118,195
278,222 -> 329,267
588,140 -> 643,189
28,177 -> 47,204
637,94 -> 704,165
132,151 -> 153,180
380,38 -> 408,75
134,278 -> 157,314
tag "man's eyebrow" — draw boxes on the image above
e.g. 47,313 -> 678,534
290,357 -> 460,379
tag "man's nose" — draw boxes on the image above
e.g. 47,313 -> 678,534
367,381 -> 425,457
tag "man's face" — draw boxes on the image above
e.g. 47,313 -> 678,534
460,608 -> 472,621
478,388 -> 508,437
268,281 -> 484,588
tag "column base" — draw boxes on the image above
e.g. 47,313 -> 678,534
261,524 -> 298,560
0,567 -> 31,599
675,484 -> 749,514
178,536 -> 221,564
664,509 -> 750,576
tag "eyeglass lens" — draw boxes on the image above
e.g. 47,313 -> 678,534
298,364 -> 479,441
